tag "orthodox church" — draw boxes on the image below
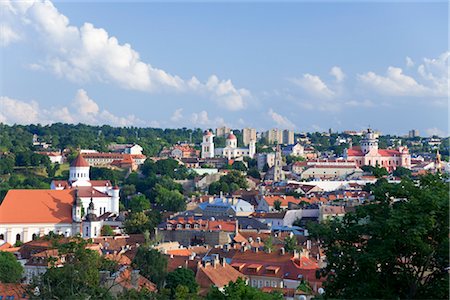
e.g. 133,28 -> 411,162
344,129 -> 411,171
201,130 -> 256,160
0,155 -> 122,245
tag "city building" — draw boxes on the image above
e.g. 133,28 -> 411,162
242,128 -> 257,146
282,130 -> 295,145
202,130 -> 256,160
282,143 -> 304,157
193,196 -> 255,217
216,126 -> 231,138
408,130 -> 419,138
0,155 -> 122,244
256,153 -> 276,171
344,129 -> 411,171
108,143 -> 144,155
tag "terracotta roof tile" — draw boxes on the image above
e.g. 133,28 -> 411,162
71,154 -> 89,167
0,190 -> 74,224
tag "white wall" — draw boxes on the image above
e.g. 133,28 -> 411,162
0,223 -> 73,244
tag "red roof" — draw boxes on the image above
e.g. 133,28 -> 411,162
227,133 -> 237,140
264,195 -> 300,207
0,190 -> 74,224
347,146 -> 364,156
70,154 -> 89,167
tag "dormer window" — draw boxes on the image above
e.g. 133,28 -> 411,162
186,224 -> 191,229
177,224 -> 183,229
194,224 -> 199,229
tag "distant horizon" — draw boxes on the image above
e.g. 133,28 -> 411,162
1,122 -> 446,138
1,1 -> 448,137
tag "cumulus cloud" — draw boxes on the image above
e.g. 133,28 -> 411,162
3,0 -> 251,110
425,127 -> 447,137
170,108 -> 183,122
290,73 -> 335,99
405,56 -> 414,68
189,110 -> 226,128
344,99 -> 374,107
0,90 -> 146,126
0,23 -> 21,46
330,66 -> 345,82
268,109 -> 295,129
359,52 -> 448,97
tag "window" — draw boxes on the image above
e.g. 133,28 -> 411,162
85,227 -> 89,237
32,233 -> 37,240
177,224 -> 182,229
252,279 -> 257,287
0,234 -> 4,240
186,224 -> 191,229
194,224 -> 199,229
15,234 -> 21,243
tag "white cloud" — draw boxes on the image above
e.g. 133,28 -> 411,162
330,66 -> 345,82
359,52 -> 449,98
0,96 -> 42,124
358,67 -> 430,96
0,23 -> 21,46
425,127 -> 447,137
170,108 -> 184,122
0,90 -> 146,127
190,111 -> 210,125
268,109 -> 295,129
405,56 -> 414,68
344,99 -> 374,107
290,74 -> 335,99
3,0 -> 251,110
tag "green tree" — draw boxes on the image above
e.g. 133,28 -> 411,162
284,235 -> 298,253
273,200 -> 282,211
28,237 -> 111,298
0,251 -> 23,283
247,167 -> 261,180
311,174 -> 449,299
124,212 -> 151,234
232,161 -> 248,172
129,194 -> 151,213
393,166 -> 412,178
263,236 -> 274,252
154,185 -> 186,212
207,277 -> 283,300
101,225 -> 114,236
165,268 -> 198,296
132,248 -> 168,289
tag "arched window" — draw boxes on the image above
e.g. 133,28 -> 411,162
0,234 -> 4,240
32,233 -> 38,240
16,234 -> 21,243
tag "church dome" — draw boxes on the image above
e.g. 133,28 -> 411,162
226,132 -> 237,140
70,154 -> 89,167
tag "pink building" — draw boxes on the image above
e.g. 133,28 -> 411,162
344,129 -> 411,171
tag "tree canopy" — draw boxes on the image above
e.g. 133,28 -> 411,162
0,251 -> 23,283
310,174 -> 449,299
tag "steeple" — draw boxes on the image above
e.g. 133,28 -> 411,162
435,149 -> 442,173
72,188 -> 82,222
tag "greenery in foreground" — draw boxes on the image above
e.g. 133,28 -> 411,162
309,174 -> 449,299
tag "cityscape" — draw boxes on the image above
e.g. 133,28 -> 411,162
0,1 -> 449,300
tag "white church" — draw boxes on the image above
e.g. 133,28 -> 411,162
201,130 -> 256,160
0,155 -> 122,245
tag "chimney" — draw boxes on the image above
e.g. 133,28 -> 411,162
224,244 -> 229,252
222,257 -> 226,267
248,237 -> 253,243
212,254 -> 219,268
254,247 -> 258,253
131,270 -> 140,288
293,249 -> 299,259
256,237 -> 261,243
306,240 -> 311,250
280,247 -> 285,255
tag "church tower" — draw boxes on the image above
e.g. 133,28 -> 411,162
84,198 -> 101,238
226,131 -> 238,149
69,154 -> 90,184
273,144 -> 284,182
72,188 -> 83,222
201,130 -> 215,158
360,128 -> 378,154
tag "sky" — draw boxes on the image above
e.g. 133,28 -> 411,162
0,0 -> 448,136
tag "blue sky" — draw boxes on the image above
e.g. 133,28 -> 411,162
0,1 -> 448,136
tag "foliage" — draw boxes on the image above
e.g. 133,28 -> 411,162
247,167 -> 261,180
283,235 -> 298,253
206,277 -> 283,300
28,237 -> 111,299
129,194 -> 151,213
285,155 -> 306,165
165,268 -> 198,296
273,200 -> 282,211
263,235 -> 274,252
208,170 -> 248,195
0,251 -> 23,283
310,174 -> 449,299
232,161 -> 248,172
124,212 -> 151,234
154,185 -> 186,212
392,166 -> 412,178
100,225 -> 114,236
132,247 -> 168,289
361,165 -> 389,178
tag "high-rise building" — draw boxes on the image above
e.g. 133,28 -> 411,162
282,130 -> 294,145
242,128 -> 257,146
264,129 -> 283,144
408,130 -> 419,138
216,127 -> 231,138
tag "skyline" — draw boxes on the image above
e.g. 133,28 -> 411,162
0,1 -> 448,136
